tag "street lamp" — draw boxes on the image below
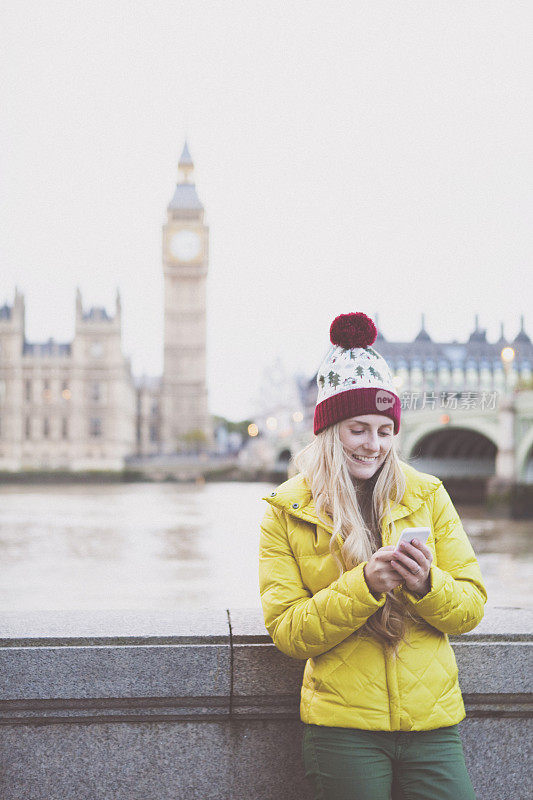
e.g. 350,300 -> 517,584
500,346 -> 515,394
393,375 -> 404,390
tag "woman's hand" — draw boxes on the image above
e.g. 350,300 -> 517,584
363,546 -> 404,597
390,539 -> 433,597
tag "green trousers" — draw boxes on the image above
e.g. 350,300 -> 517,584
302,723 -> 476,800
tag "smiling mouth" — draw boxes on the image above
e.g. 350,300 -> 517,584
350,454 -> 380,463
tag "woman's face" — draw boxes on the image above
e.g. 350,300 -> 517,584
338,414 -> 395,482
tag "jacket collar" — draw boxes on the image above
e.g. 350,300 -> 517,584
263,461 -> 441,532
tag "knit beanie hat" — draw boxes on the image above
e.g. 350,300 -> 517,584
313,312 -> 401,435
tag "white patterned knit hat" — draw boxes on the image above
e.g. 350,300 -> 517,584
314,312 -> 401,434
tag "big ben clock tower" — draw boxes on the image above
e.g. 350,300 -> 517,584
161,142 -> 210,452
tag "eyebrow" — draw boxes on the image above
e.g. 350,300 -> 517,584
349,420 -> 393,429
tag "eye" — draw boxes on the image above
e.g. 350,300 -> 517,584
379,431 -> 392,437
350,430 -> 364,435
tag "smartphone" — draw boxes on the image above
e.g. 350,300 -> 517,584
394,527 -> 431,551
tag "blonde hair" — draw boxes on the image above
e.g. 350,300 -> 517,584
293,423 -> 411,650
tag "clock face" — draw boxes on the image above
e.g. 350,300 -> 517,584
170,230 -> 201,262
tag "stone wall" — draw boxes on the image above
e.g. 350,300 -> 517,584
0,607 -> 531,800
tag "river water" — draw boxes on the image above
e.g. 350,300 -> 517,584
0,482 -> 531,612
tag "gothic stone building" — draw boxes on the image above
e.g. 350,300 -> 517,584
0,142 -> 211,470
0,289 -> 135,470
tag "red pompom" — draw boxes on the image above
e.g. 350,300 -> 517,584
330,312 -> 377,350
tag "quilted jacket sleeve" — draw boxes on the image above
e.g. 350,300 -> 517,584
259,504 -> 386,660
402,482 -> 487,634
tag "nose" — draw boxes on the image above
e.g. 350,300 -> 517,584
362,430 -> 380,452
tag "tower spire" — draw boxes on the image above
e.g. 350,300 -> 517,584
414,313 -> 431,342
469,313 -> 487,343
178,141 -> 194,183
496,321 -> 507,345
76,287 -> 82,321
168,140 -> 203,214
514,314 -> 531,344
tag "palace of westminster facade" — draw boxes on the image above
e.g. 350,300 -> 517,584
0,143 -> 209,470
1,142 -> 531,471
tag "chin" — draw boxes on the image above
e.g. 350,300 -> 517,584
349,459 -> 385,481
351,468 -> 379,481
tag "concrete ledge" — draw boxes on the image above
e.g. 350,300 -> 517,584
0,609 -> 231,726
0,607 -> 531,800
0,608 -> 231,646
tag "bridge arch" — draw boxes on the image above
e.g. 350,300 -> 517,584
402,424 -> 497,479
401,420 -> 499,461
276,448 -> 292,464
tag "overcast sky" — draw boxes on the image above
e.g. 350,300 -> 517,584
1,1 -> 531,420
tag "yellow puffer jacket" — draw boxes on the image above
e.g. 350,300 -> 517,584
259,461 -> 487,731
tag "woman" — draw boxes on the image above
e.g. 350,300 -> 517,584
259,312 -> 486,800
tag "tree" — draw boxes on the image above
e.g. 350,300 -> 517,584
516,377 -> 533,391
211,415 -> 252,437
181,428 -> 208,454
